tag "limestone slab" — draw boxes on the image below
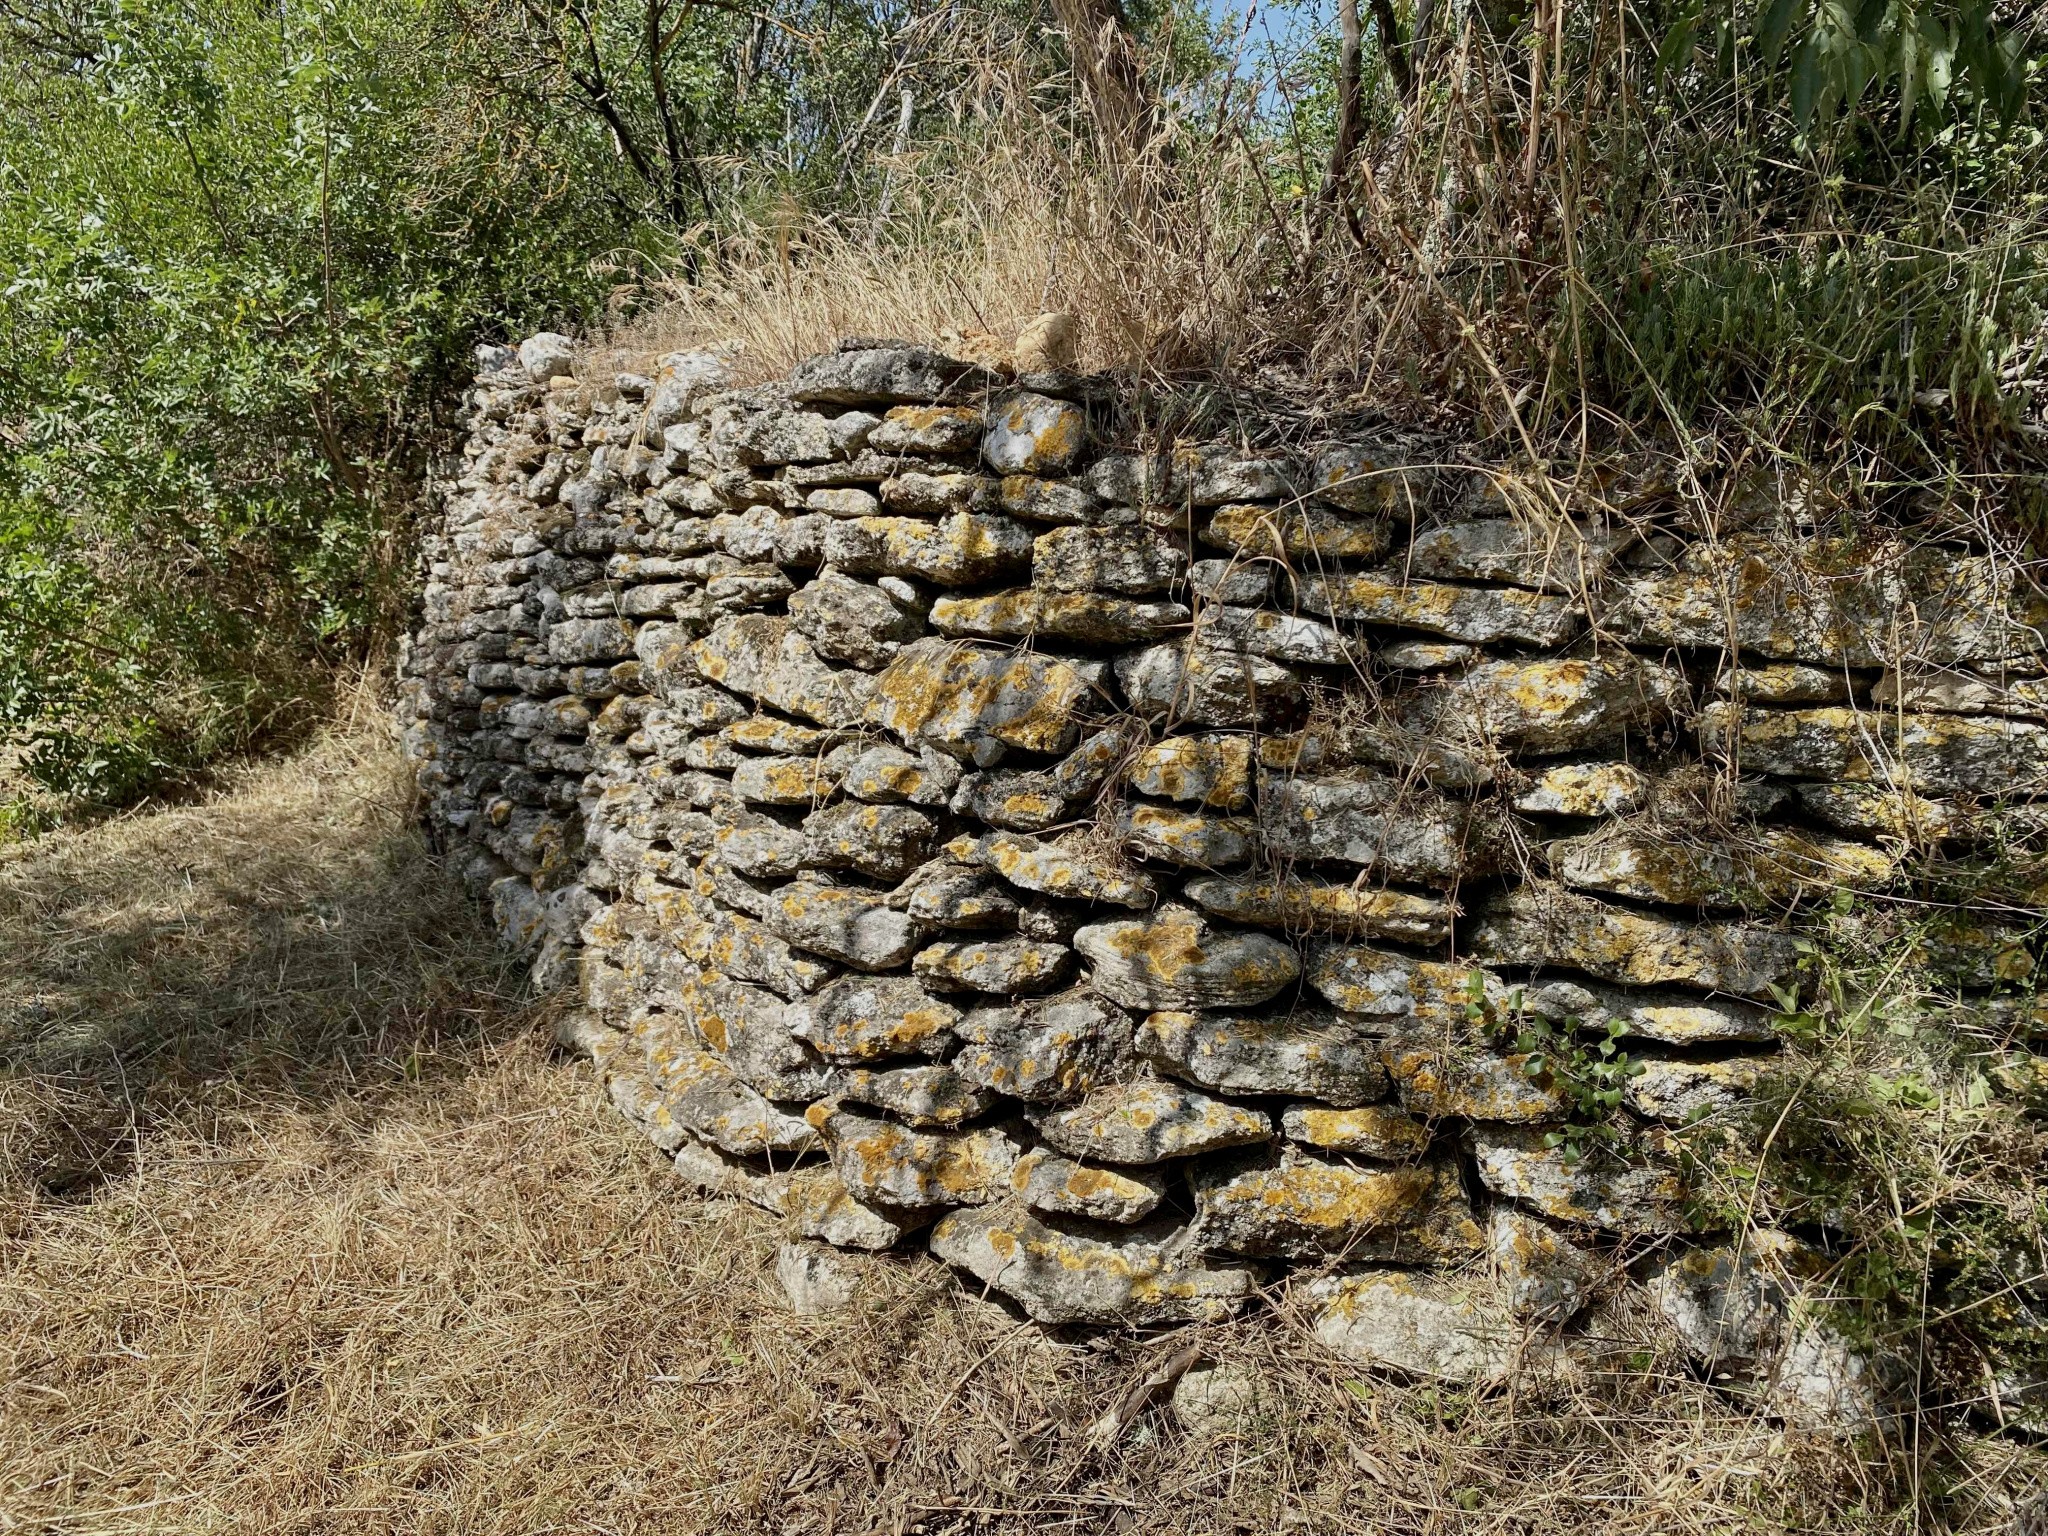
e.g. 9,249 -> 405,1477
1137,1007 -> 1388,1105
1031,1077 -> 1271,1164
1184,876 -> 1453,944
1299,574 -> 1582,646
1127,733 -> 1255,810
1073,906 -> 1301,1010
950,989 -> 1134,1102
912,937 -> 1076,994
928,1203 -> 1258,1325
875,639 -> 1091,766
1467,884 -> 1798,997
789,973 -> 961,1062
930,588 -> 1189,645
1009,1147 -> 1166,1224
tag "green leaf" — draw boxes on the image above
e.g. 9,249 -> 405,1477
1658,5 -> 1705,80
1919,12 -> 1954,110
1791,34 -> 1824,124
1757,0 -> 1806,63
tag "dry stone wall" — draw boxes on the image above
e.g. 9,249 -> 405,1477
398,331 -> 2048,1425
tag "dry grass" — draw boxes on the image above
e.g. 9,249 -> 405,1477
584,119 -> 1271,390
1,708 -> 2044,1534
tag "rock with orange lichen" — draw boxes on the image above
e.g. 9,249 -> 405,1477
1377,1028 -> 1568,1122
950,989 -> 1134,1102
1117,803 -> 1255,868
1467,883 -> 1798,998
1795,782 -> 1965,840
1410,656 -> 1685,754
1299,572 -> 1583,646
874,639 -> 1092,767
763,880 -> 930,971
838,742 -> 961,806
869,404 -> 985,454
913,936 -> 1075,994
983,391 -> 1088,475
1182,876 -> 1453,945
930,588 -> 1188,646
644,877 -> 837,999
1407,518 -> 1633,593
1073,905 -> 1300,1011
1009,1147 -> 1166,1224
1488,1208 -> 1599,1324
1517,978 -> 1774,1046
1116,640 -> 1305,728
893,859 -> 1020,930
1050,723 -> 1140,799
998,474 -> 1110,526
928,1202 -> 1259,1325
1136,1007 -> 1387,1105
783,1168 -> 931,1250
730,753 -> 846,807
1032,525 -> 1186,595
789,974 -> 961,1063
1202,501 -> 1391,562
806,1102 -> 1021,1210
877,471 -> 993,516
822,511 -> 1035,587
657,1050 -> 820,1158
1194,604 -> 1358,666
786,570 -> 925,669
691,615 -> 875,728
1699,702 -> 2048,798
670,968 -> 837,1101
709,811 -> 807,880
1280,1102 -> 1433,1160
838,1063 -> 996,1128
799,800 -> 938,881
1552,825 -> 1896,909
1259,717 -> 1497,791
1622,1057 -> 1764,1123
952,829 -> 1157,909
1308,442 -> 1436,515
788,343 -> 994,406
1603,535 -> 2048,669
1030,1076 -> 1271,1164
949,769 -> 1070,833
1303,945 -> 1504,1020
1127,733 -> 1255,810
605,1066 -> 688,1153
1190,1148 -> 1478,1261
1511,761 -> 1651,818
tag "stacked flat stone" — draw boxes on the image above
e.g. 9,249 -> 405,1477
399,333 -> 2046,1411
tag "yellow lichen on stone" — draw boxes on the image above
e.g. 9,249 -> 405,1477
1128,734 -> 1255,810
1207,502 -> 1391,560
1285,1103 -> 1433,1159
1184,875 -> 1453,943
874,640 -> 1090,761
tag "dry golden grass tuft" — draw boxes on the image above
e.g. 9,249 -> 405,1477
583,124 -> 1266,392
1,704 -> 2043,1534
